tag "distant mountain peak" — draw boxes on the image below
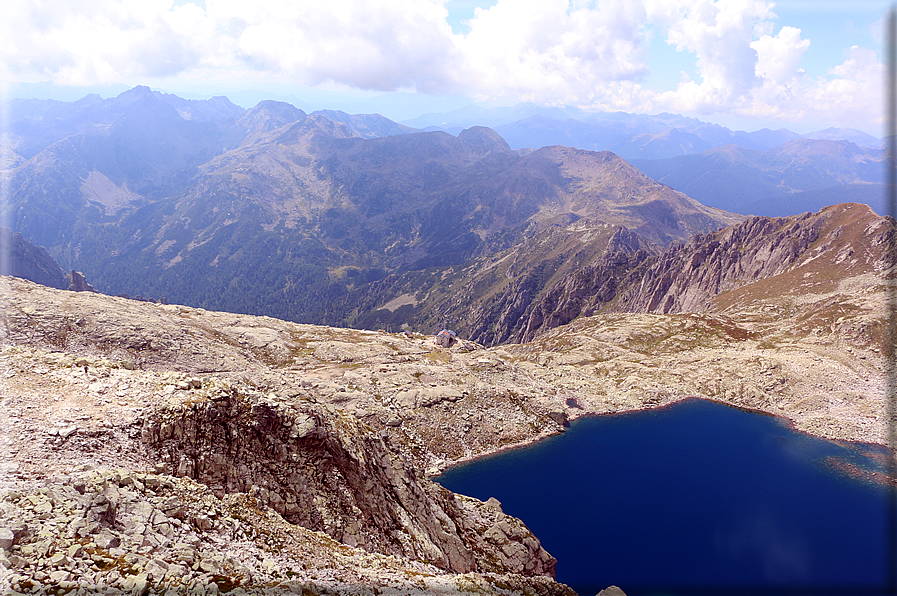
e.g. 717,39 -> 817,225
457,126 -> 512,154
116,85 -> 157,107
800,127 -> 881,148
123,84 -> 153,97
241,100 -> 307,123
236,100 -> 307,140
311,109 -> 418,139
152,91 -> 245,122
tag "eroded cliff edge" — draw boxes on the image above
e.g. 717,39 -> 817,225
0,279 -> 574,594
142,387 -> 556,577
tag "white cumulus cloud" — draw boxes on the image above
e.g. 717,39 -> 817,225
752,26 -> 810,85
205,0 -> 461,92
456,0 -> 648,104
0,0 -> 885,132
1,0 -> 214,85
803,46 -> 884,130
646,0 -> 776,113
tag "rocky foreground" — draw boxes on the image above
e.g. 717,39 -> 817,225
0,236 -> 891,594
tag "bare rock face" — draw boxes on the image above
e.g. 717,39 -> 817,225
141,386 -> 556,577
515,203 -> 895,338
0,466 -> 570,595
509,226 -> 654,343
67,270 -> 98,293
613,209 -> 831,313
0,228 -> 68,290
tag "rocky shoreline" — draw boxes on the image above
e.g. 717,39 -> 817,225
436,390 -> 896,487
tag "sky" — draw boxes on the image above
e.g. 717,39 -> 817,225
1,0 -> 892,135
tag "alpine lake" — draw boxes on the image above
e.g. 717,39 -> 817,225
436,397 -> 896,596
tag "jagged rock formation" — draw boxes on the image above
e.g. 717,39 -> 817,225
0,466 -> 569,595
509,203 -> 894,340
67,270 -> 98,293
142,391 -> 556,576
352,203 -> 893,346
613,203 -> 893,313
0,228 -> 68,290
632,138 -> 886,216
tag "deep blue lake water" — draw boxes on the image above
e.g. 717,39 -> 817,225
436,398 -> 896,596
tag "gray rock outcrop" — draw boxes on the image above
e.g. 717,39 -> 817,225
0,467 -> 571,595
67,270 -> 98,293
0,227 -> 68,290
141,387 -> 556,577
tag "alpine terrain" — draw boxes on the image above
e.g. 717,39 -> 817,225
0,87 -> 894,595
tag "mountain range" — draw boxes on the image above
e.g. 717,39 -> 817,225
631,139 -> 886,216
407,107 -> 887,219
404,106 -> 882,156
2,85 -> 895,596
3,86 -> 738,331
2,86 -> 892,343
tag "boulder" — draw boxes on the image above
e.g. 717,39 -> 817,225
0,528 -> 14,551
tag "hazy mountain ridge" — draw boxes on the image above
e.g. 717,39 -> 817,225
491,113 -> 800,160
152,90 -> 246,122
3,89 -> 739,329
0,227 -> 69,290
311,109 -> 419,138
407,105 -> 881,160
632,139 -> 886,215
5,88 -> 244,161
738,183 -> 889,218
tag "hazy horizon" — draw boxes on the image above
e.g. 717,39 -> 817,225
1,0 -> 891,137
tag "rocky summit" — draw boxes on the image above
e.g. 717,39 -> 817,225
0,196 -> 892,595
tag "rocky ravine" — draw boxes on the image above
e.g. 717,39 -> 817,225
510,202 -> 894,343
350,203 -> 890,349
0,253 -> 891,593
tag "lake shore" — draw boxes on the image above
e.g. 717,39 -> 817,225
436,396 -> 895,596
433,392 -> 897,485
